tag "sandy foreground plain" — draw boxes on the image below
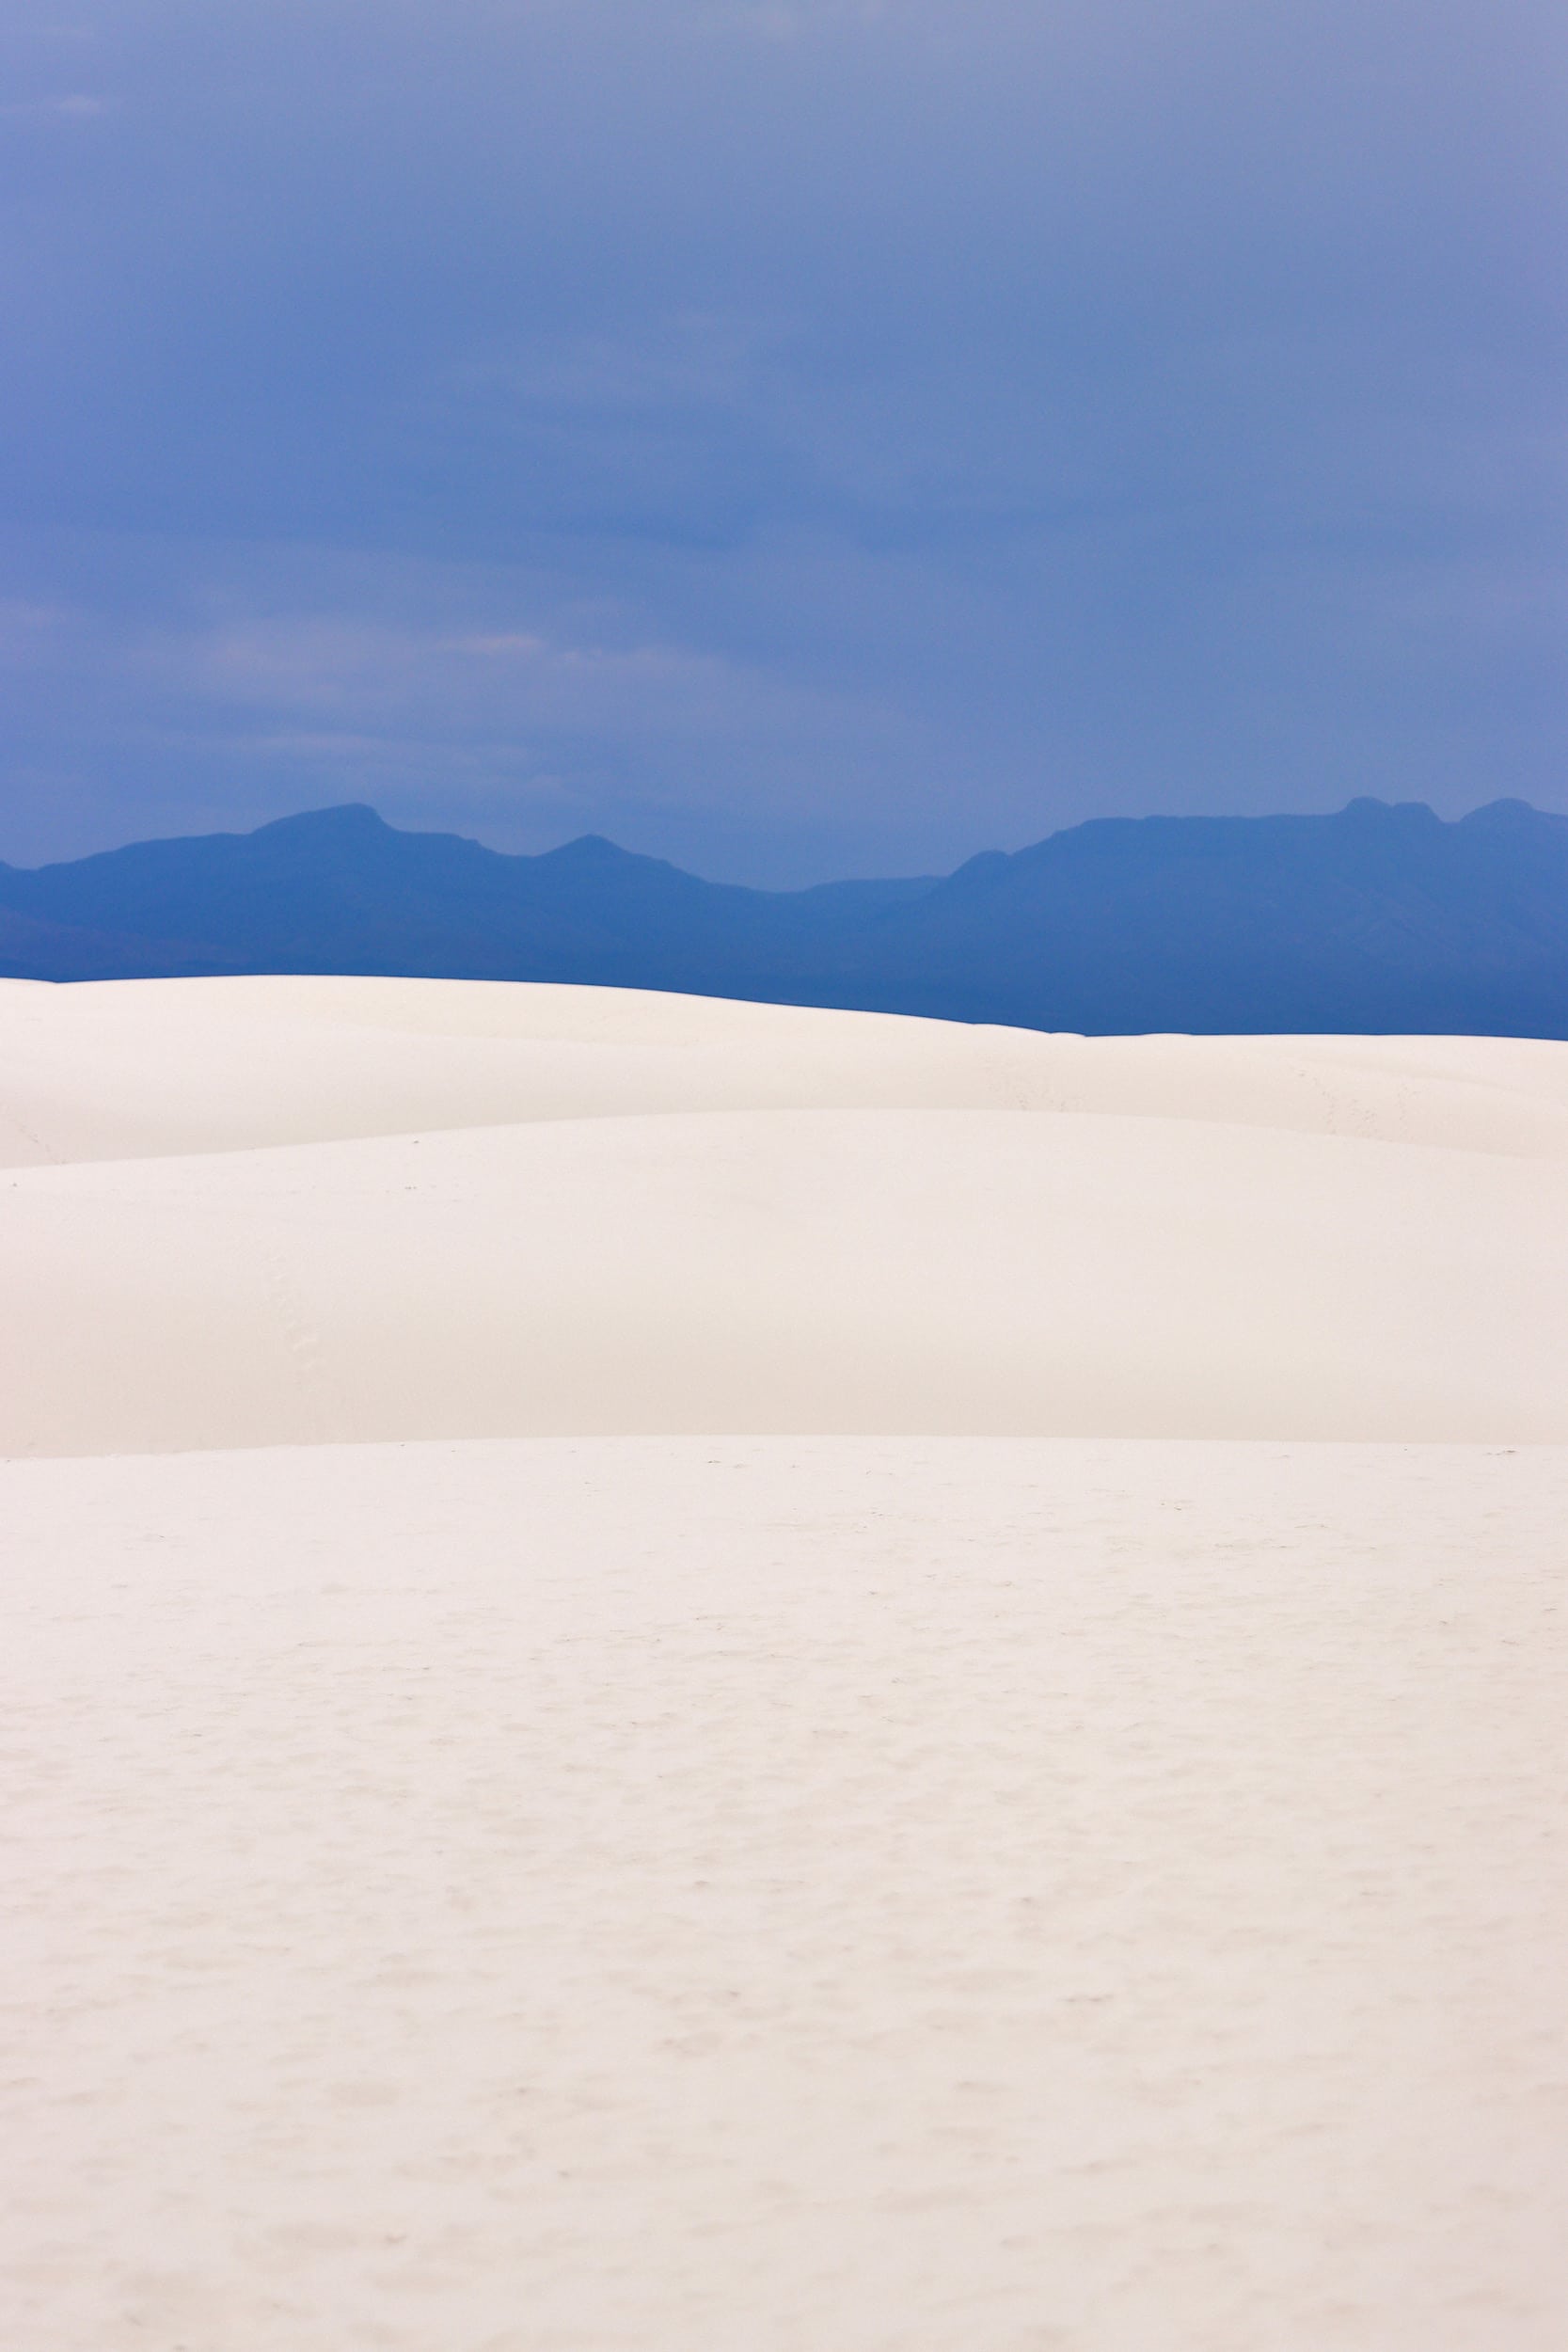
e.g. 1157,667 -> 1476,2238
3,975 -> 1567,2349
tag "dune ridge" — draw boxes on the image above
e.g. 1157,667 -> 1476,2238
2,977 -> 1566,1457
5,975 -> 1568,1168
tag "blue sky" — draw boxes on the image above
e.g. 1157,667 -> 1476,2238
1,0 -> 1562,882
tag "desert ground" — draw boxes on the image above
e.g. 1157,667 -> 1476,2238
3,976 -> 1566,2349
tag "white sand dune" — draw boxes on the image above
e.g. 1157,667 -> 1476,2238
2,977 -> 1566,1454
3,977 -> 1566,2348
5,974 -> 1568,1167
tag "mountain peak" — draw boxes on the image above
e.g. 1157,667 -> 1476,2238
1459,798 -> 1559,834
257,803 -> 391,840
549,834 -> 632,860
540,834 -> 685,878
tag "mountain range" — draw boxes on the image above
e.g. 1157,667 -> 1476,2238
3,796 -> 1567,1036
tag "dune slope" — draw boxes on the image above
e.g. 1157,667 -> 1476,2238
2,977 -> 1565,1454
5,974 -> 1568,1166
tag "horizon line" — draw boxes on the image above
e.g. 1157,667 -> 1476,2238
3,791 -> 1557,895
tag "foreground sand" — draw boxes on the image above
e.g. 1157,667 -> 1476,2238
3,978 -> 1566,2347
6,1438 -> 1566,2351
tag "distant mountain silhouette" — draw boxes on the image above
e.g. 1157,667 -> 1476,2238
3,797 -> 1566,1036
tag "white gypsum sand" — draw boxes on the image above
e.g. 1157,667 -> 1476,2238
2,976 -> 1566,2351
5,1438 -> 1567,2352
2,980 -> 1566,1455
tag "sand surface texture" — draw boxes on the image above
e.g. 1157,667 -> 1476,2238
3,977 -> 1566,2349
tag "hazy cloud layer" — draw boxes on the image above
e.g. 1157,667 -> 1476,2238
1,0 -> 1562,878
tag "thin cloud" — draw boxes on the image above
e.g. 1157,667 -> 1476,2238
1,92 -> 112,119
